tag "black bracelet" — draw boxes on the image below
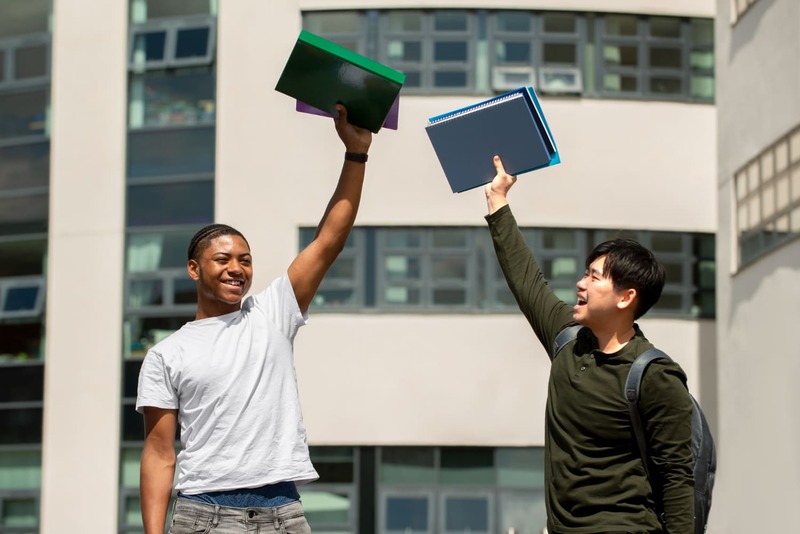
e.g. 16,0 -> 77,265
344,152 -> 368,163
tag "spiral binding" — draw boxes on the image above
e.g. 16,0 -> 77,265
428,91 -> 525,126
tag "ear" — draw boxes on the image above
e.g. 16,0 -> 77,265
187,259 -> 200,281
616,287 -> 637,312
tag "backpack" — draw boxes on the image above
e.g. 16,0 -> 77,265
553,325 -> 717,533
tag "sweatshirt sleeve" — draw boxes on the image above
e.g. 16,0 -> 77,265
485,204 -> 575,358
639,360 -> 695,534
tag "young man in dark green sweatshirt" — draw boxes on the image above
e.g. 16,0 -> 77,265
484,156 -> 694,533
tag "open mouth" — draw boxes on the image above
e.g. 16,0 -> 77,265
222,280 -> 244,287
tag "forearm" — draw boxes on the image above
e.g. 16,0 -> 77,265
140,447 -> 175,534
486,205 -> 573,351
314,159 -> 366,248
661,479 -> 694,534
643,368 -> 695,533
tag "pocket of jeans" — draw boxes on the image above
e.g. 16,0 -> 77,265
279,513 -> 311,534
169,515 -> 212,534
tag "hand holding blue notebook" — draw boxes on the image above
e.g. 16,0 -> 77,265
425,86 -> 560,193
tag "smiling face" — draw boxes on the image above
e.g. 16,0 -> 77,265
573,255 -> 635,330
188,234 -> 253,319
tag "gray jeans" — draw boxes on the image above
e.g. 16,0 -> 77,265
169,498 -> 311,534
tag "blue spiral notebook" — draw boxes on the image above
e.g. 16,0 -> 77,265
425,86 -> 560,193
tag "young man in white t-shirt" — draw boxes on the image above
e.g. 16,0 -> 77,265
136,105 -> 372,534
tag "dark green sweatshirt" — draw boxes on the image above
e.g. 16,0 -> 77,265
487,205 -> 694,534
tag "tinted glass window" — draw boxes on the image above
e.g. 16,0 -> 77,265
127,181 -> 213,227
0,90 -> 48,139
0,193 -> 48,235
175,27 -> 210,59
0,141 -> 49,191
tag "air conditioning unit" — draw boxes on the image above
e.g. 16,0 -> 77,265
491,66 -> 536,92
538,66 -> 583,95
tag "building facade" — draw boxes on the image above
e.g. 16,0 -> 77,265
714,0 -> 800,531
0,1 -> 721,533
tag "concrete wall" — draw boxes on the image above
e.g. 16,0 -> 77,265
715,0 -> 800,531
40,0 -> 128,532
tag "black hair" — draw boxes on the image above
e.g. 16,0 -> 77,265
187,224 -> 249,262
585,238 -> 666,319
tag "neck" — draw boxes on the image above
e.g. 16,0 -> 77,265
593,324 -> 636,353
195,300 -> 241,320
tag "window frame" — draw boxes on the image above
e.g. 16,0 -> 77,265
0,276 -> 45,320
378,9 -> 477,94
0,34 -> 51,91
734,124 -> 800,268
128,15 -> 217,72
0,489 -> 40,533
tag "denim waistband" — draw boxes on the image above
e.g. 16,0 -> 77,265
178,480 -> 300,508
172,499 -> 305,524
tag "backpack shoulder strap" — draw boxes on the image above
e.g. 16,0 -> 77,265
552,324 -> 584,358
625,348 -> 672,480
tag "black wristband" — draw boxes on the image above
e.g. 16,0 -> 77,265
344,152 -> 368,163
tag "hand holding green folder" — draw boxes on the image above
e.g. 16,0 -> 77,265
276,31 -> 406,133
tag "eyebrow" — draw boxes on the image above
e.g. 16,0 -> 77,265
211,251 -> 252,258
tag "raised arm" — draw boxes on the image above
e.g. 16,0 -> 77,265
140,407 -> 177,534
289,105 -> 372,312
484,156 -> 574,353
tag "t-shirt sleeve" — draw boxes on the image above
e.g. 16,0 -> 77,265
250,273 -> 307,341
136,350 -> 179,413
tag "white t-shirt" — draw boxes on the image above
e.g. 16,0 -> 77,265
136,274 -> 319,494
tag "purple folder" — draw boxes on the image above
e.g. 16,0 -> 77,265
295,95 -> 399,130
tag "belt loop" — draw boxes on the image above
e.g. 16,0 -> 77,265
212,505 -> 221,527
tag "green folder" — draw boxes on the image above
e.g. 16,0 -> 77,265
275,30 -> 406,133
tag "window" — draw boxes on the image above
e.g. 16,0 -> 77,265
735,124 -> 800,267
301,227 -> 715,318
0,192 -> 48,236
129,17 -> 216,71
130,0 -> 216,22
303,11 -> 363,52
0,4 -> 49,531
126,180 -> 213,227
0,141 -> 49,191
377,447 -> 546,534
0,277 -> 45,319
0,449 -> 41,534
121,5 -> 216,526
0,87 -> 48,141
0,34 -> 50,90
303,9 -> 713,103
489,11 -> 584,94
127,127 -> 214,178
300,447 -> 358,533
128,69 -> 215,129
376,228 -> 477,309
380,10 -> 476,93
